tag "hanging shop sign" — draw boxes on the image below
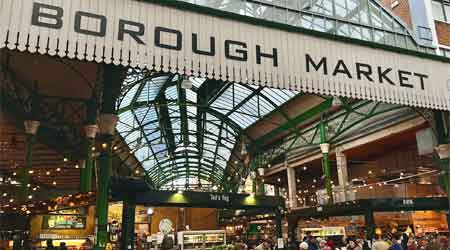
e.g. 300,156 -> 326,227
1,0 -> 450,109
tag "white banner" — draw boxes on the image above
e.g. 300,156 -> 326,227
1,0 -> 450,109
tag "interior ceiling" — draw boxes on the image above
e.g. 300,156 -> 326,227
266,123 -> 430,185
3,50 -> 98,100
116,70 -> 299,191
0,111 -> 82,197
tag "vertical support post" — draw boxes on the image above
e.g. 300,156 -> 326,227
120,198 -> 136,250
20,121 -> 39,202
287,221 -> 298,249
275,209 -> 283,249
433,111 -> 450,231
286,164 -> 297,209
365,210 -> 375,242
335,148 -> 348,187
81,97 -> 98,193
319,119 -> 333,204
94,65 -> 122,250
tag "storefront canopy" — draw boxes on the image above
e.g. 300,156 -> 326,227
1,0 -> 449,110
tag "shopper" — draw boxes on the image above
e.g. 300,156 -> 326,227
81,239 -> 93,250
300,242 -> 309,250
406,235 -> 417,250
320,240 -> 331,250
391,234 -> 403,250
372,235 -> 390,250
326,238 -> 336,250
59,242 -> 68,250
308,237 -> 319,250
402,233 -> 410,250
161,234 -> 174,250
45,240 -> 55,250
347,238 -> 362,250
255,240 -> 270,250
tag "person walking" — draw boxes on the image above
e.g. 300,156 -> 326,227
372,235 -> 390,250
300,242 -> 309,250
45,240 -> 55,250
391,234 -> 403,250
59,242 -> 68,250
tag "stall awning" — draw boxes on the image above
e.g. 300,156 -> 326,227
1,0 -> 449,109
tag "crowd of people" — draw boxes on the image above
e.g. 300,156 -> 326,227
232,232 -> 450,250
296,233 -> 450,250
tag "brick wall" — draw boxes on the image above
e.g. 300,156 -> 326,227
379,0 -> 413,28
435,21 -> 450,46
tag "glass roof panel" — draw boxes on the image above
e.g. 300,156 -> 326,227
178,0 -> 434,52
118,71 -> 297,191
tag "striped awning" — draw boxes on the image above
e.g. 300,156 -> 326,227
1,0 -> 450,109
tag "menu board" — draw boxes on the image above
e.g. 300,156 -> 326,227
42,208 -> 87,229
42,214 -> 86,229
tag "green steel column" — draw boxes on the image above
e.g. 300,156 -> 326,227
81,97 -> 98,193
96,134 -> 113,249
319,119 -> 333,204
95,65 -> 123,250
80,138 -> 94,193
275,209 -> 283,249
433,111 -> 450,230
120,198 -> 136,250
365,210 -> 375,242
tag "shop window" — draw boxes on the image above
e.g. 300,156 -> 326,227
432,0 -> 450,22
440,47 -> 450,57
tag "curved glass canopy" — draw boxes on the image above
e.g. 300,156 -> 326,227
117,70 -> 298,191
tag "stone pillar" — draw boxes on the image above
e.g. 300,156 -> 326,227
286,163 -> 298,209
335,148 -> 349,187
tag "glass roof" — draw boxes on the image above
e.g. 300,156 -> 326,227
117,69 -> 298,191
179,0 -> 435,53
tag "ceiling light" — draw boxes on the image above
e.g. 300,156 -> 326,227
332,96 -> 342,107
181,75 -> 193,89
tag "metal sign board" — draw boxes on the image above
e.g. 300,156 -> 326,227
1,0 -> 450,109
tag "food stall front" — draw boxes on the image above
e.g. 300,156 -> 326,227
30,206 -> 95,249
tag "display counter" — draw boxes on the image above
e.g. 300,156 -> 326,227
178,230 -> 226,250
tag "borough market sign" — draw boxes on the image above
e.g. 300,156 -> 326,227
1,0 -> 450,109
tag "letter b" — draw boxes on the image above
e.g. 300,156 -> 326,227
31,3 -> 63,29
